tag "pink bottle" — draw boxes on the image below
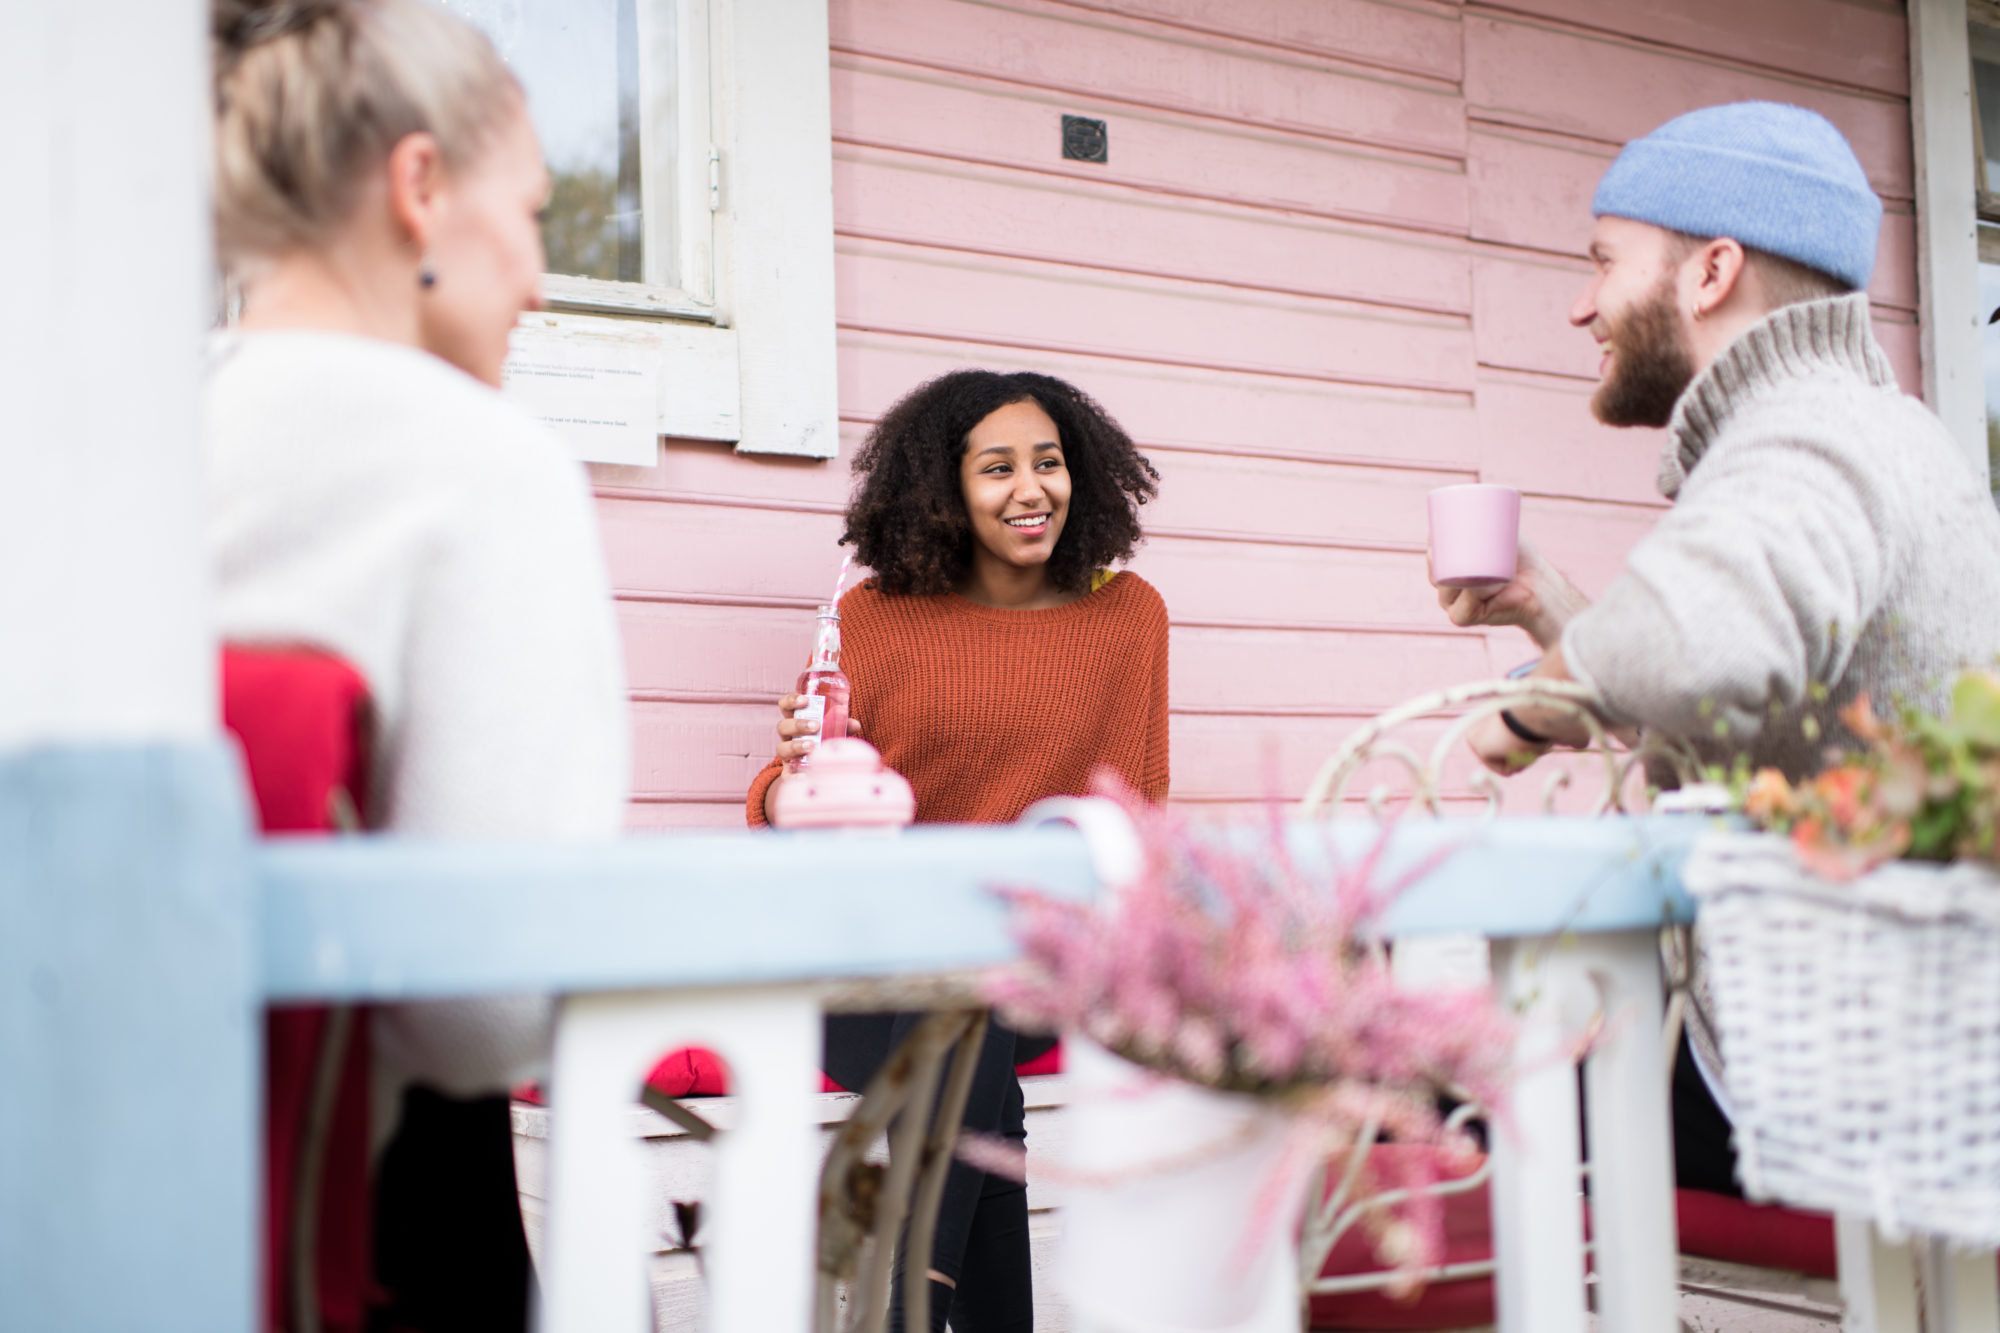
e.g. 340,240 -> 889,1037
788,604 -> 852,774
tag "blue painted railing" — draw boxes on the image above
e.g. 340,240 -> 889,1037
262,815 -> 1697,1002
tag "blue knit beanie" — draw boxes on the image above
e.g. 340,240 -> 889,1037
1592,101 -> 1882,291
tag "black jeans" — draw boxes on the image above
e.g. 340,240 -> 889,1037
1672,1029 -> 1743,1198
369,1086 -> 536,1333
825,1013 -> 1037,1333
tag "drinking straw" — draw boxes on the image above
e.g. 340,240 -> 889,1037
829,551 -> 855,610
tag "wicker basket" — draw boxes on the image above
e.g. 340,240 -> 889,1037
1685,831 -> 2000,1244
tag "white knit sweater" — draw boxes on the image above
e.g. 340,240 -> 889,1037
204,330 -> 630,1095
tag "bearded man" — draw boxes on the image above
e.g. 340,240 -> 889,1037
1435,101 -> 2000,1195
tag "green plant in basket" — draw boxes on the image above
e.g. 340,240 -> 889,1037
1729,668 -> 2000,878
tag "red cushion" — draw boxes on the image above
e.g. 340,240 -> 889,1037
224,646 -> 376,1333
264,1007 -> 372,1330
223,646 -> 372,833
649,1047 -> 735,1097
1675,1188 -> 1837,1279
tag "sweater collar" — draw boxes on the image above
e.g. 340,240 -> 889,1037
1656,291 -> 1894,498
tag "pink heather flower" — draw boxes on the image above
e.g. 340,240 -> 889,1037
1172,1015 -> 1229,1084
981,772 -> 1519,1293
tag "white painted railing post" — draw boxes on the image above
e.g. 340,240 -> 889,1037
1487,937 -> 1589,1333
543,984 -> 823,1333
1926,1238 -> 2000,1331
0,5 -> 256,1332
0,0 -> 215,748
1575,930 -> 1679,1333
1839,1215 -> 1922,1333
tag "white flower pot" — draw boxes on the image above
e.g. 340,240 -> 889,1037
1060,1036 -> 1309,1333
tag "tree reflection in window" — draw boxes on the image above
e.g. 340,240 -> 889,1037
442,0 -> 647,283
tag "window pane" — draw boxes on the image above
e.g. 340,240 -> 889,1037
443,0 -> 648,283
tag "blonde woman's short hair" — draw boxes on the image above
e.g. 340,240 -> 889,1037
211,0 -> 522,275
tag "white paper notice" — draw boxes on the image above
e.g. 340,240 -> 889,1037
502,324 -> 661,465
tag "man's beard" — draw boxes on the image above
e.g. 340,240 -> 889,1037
1591,279 -> 1697,428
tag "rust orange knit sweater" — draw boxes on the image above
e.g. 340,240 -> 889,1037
747,571 -> 1170,826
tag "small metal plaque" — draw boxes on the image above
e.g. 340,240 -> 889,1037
1061,115 -> 1107,164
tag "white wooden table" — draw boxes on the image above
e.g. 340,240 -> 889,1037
266,815 -> 1709,1333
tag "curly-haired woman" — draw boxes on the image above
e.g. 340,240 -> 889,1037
746,369 -> 1169,1331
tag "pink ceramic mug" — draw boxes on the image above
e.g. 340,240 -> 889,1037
1427,484 -> 1521,591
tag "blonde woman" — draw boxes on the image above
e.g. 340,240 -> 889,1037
207,1 -> 628,1326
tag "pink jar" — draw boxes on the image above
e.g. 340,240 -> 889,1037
770,738 -> 915,830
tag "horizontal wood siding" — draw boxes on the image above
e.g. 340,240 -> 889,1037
601,0 -> 1919,826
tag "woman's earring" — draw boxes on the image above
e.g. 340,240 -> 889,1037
418,256 -> 437,290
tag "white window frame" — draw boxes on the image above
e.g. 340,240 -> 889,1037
514,0 -> 839,458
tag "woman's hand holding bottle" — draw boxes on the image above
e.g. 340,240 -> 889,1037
772,692 -> 863,767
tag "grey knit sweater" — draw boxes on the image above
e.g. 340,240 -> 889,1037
1563,292 -> 2000,781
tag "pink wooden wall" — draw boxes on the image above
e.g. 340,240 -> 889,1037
595,0 -> 1919,829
